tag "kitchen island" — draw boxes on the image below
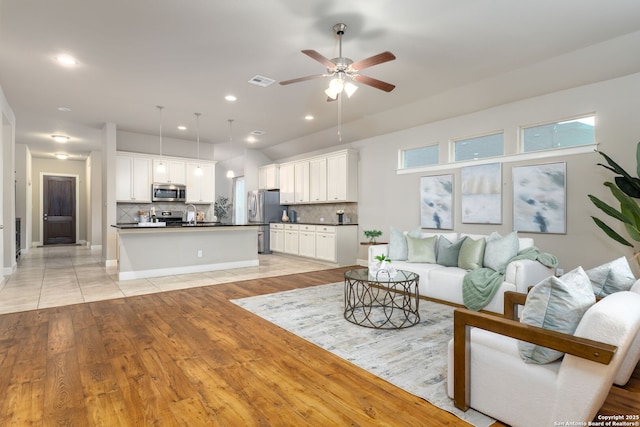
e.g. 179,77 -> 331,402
112,223 -> 261,280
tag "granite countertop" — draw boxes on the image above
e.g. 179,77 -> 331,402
112,222 -> 267,229
270,221 -> 358,226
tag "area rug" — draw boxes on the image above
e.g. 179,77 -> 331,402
231,282 -> 495,427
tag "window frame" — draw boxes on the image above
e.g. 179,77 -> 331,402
398,143 -> 440,170
520,114 -> 595,153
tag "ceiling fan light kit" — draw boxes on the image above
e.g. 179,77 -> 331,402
280,23 -> 396,98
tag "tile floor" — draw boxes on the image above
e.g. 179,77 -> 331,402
0,245 -> 336,315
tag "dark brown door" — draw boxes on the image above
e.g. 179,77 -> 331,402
43,175 -> 76,245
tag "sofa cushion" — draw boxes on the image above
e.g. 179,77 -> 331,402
483,231 -> 519,271
436,236 -> 466,267
406,235 -> 437,263
388,227 -> 421,261
458,236 -> 486,270
586,257 -> 636,297
518,267 -> 596,364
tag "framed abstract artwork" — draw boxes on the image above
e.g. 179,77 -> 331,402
461,162 -> 502,224
420,174 -> 453,229
512,161 -> 566,234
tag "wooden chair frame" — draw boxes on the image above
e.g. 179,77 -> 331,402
453,291 -> 618,411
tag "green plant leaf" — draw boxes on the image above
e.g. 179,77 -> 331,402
591,216 -> 634,247
598,151 -> 640,196
637,141 -> 640,178
588,194 -> 632,225
622,203 -> 640,242
605,182 -> 640,219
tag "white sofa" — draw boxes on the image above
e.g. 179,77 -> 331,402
367,232 -> 554,314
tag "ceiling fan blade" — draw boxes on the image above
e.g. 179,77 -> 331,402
279,74 -> 326,85
350,51 -> 396,71
353,74 -> 396,92
302,49 -> 336,70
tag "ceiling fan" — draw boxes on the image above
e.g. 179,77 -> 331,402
280,23 -> 396,100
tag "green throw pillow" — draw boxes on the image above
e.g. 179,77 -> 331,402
406,235 -> 437,263
483,231 -> 519,271
388,226 -> 421,261
458,237 -> 486,270
518,267 -> 596,364
436,236 -> 466,267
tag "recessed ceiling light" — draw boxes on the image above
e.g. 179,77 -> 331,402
225,95 -> 237,102
51,134 -> 70,143
305,115 -> 314,121
55,153 -> 69,160
55,55 -> 77,66
57,106 -> 71,112
177,126 -> 187,130
250,130 -> 266,136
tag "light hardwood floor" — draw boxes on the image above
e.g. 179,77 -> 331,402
0,247 -> 637,426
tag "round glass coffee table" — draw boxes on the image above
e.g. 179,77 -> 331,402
344,268 -> 420,329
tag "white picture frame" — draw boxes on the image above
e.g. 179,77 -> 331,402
461,163 -> 502,224
420,174 -> 453,229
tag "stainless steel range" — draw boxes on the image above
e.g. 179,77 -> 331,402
157,210 -> 184,225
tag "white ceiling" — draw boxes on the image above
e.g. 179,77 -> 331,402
2,0 -> 640,163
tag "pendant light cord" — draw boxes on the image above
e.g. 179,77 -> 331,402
157,105 -> 164,157
195,112 -> 201,160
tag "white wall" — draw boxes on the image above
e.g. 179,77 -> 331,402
0,84 -> 16,276
14,144 -> 31,254
86,150 -> 102,249
346,72 -> 640,274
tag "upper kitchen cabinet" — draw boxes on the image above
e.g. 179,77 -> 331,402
258,164 -> 279,190
186,162 -> 215,204
309,157 -> 327,203
276,149 -> 358,205
116,153 -> 152,203
153,158 -> 186,184
327,150 -> 358,202
294,160 -> 310,203
279,162 -> 295,204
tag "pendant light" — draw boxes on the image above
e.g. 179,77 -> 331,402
194,112 -> 203,176
156,105 -> 166,173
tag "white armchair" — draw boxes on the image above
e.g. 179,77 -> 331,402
447,291 -> 640,427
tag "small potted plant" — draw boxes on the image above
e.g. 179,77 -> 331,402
213,196 -> 232,222
336,209 -> 345,224
370,254 -> 396,279
363,229 -> 382,244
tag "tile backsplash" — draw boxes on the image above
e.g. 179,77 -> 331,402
117,202 -> 213,223
282,203 -> 357,224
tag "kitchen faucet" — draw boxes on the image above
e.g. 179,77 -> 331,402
186,204 -> 197,225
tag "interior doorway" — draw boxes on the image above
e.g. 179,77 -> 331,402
42,175 -> 76,245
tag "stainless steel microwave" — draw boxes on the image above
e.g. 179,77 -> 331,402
152,183 -> 186,202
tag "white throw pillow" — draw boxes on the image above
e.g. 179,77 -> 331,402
483,231 -> 519,271
388,227 -> 421,261
585,257 -> 636,297
518,267 -> 596,364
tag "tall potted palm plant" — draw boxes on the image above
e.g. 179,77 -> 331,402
588,142 -> 640,264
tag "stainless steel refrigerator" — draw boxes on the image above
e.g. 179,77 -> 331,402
247,189 -> 283,254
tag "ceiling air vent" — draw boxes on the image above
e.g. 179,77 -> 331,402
248,75 -> 275,87
250,130 -> 266,136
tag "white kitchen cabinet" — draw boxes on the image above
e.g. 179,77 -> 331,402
153,158 -> 186,184
279,162 -> 295,204
116,154 -> 152,203
294,161 -> 310,203
186,162 -> 215,203
315,228 -> 337,262
327,150 -> 358,202
283,224 -> 299,255
298,225 -> 316,258
270,223 -> 284,252
259,164 -> 280,190
309,157 -> 327,203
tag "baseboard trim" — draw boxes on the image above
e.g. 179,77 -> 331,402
118,259 -> 259,281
